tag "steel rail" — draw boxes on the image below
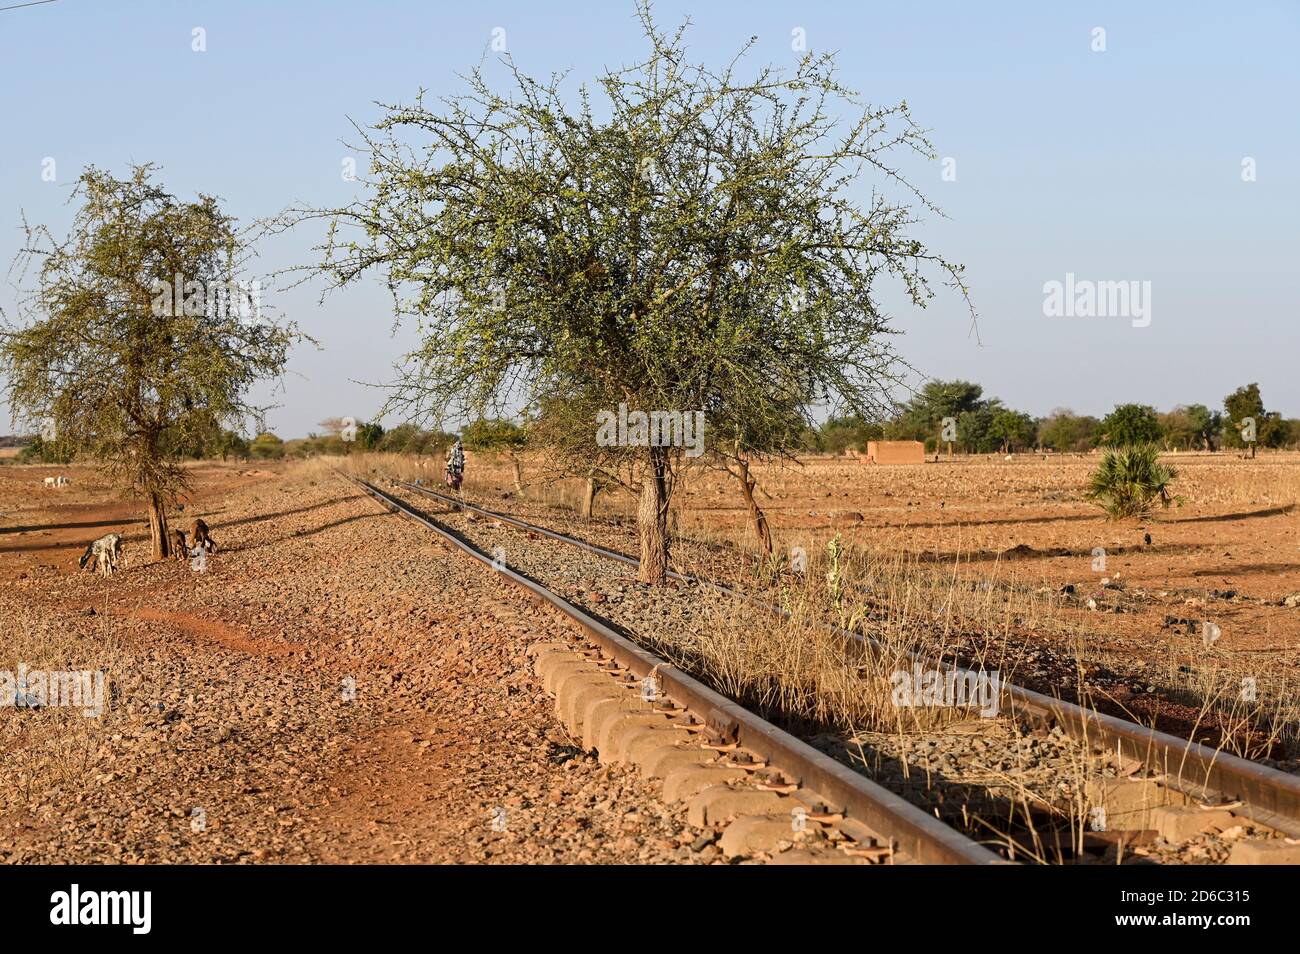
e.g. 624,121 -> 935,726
344,472 -> 1003,865
396,478 -> 1300,839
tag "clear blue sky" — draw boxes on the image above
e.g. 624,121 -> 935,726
2,0 -> 1297,437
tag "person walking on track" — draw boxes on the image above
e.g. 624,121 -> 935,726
445,436 -> 465,491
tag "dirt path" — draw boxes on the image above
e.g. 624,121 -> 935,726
0,464 -> 710,864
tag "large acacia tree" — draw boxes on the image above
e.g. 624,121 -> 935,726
1,166 -> 299,559
303,6 -> 972,583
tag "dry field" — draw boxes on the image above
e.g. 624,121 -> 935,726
442,449 -> 1300,762
475,450 -> 1300,610
5,449 -> 1298,865
0,460 -> 711,863
347,447 -> 1300,861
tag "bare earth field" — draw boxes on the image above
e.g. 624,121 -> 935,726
4,450 -> 1298,865
460,451 -> 1300,654
0,462 -> 707,864
457,450 -> 1300,757
673,453 -> 1300,646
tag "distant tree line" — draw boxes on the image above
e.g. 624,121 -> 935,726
7,413 -> 537,465
10,380 -> 1298,467
796,380 -> 1300,454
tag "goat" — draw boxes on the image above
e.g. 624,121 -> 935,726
171,529 -> 189,560
78,533 -> 123,577
190,519 -> 217,553
43,476 -> 56,488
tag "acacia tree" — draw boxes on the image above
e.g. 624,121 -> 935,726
887,379 -> 984,448
1,166 -> 298,559
528,391 -> 620,520
710,405 -> 809,557
1186,404 -> 1222,452
1037,409 -> 1099,453
1160,404 -> 1221,451
989,408 -> 1036,454
1221,383 -> 1287,457
300,6 -> 972,583
461,417 -> 529,495
1099,403 -> 1163,447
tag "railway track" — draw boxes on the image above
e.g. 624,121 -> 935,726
386,476 -> 1300,863
341,471 -> 1000,864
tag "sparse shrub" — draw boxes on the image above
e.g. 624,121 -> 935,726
16,435 -> 71,464
1085,444 -> 1179,519
751,548 -> 788,585
249,432 -> 285,460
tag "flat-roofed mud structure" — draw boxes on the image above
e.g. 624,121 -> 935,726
864,440 -> 925,464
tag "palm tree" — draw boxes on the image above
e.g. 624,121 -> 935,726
1085,445 -> 1179,519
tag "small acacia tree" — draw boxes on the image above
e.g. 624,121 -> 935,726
1,166 -> 299,559
528,391 -> 619,519
300,5 -> 972,583
989,408 -> 1036,454
1037,409 -> 1099,453
461,417 -> 529,495
1222,383 -> 1281,458
711,406 -> 809,558
216,429 -> 250,462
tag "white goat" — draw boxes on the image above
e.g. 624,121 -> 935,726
79,533 -> 124,577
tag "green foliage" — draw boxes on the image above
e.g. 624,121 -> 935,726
461,418 -> 528,452
374,422 -> 452,454
15,434 -> 71,464
0,165 -> 300,507
888,380 -> 984,443
249,432 -> 285,459
292,434 -> 341,456
162,408 -> 223,459
356,421 -> 384,451
305,4 -> 973,478
988,408 -> 1036,453
883,379 -> 1037,453
1258,412 -> 1290,448
1099,404 -> 1162,446
1159,404 -> 1222,451
815,414 -> 884,454
1037,409 -> 1099,452
1085,445 -> 1179,519
216,429 -> 250,460
1220,384 -> 1289,450
1223,383 -> 1265,449
952,403 -> 1000,453
287,422 -> 454,457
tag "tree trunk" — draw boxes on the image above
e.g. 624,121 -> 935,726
147,490 -> 170,561
581,474 -> 597,520
734,457 -> 773,556
637,447 -> 671,585
510,453 -> 526,496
